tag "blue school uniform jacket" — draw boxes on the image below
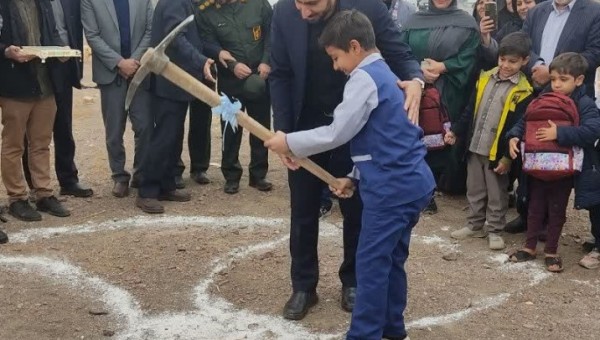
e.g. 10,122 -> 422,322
286,53 -> 435,209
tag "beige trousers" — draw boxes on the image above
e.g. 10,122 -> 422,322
466,153 -> 509,232
0,96 -> 57,202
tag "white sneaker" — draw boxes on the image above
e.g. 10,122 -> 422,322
450,227 -> 487,240
488,233 -> 506,250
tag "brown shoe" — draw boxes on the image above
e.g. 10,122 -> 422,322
135,197 -> 164,214
112,181 -> 129,198
158,190 -> 191,202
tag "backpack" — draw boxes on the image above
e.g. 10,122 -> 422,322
419,86 -> 450,151
521,92 -> 583,181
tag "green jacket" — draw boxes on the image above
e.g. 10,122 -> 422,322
197,0 -> 272,96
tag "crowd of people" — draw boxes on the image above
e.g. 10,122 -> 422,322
1,0 -> 600,339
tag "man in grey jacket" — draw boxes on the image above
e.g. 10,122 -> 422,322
81,0 -> 153,197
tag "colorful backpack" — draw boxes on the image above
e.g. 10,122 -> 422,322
419,86 -> 450,151
521,92 -> 583,181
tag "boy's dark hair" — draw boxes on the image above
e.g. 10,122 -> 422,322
549,52 -> 589,78
498,32 -> 531,58
318,10 -> 376,52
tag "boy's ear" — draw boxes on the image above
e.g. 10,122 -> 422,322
522,56 -> 530,66
575,74 -> 585,86
349,39 -> 361,53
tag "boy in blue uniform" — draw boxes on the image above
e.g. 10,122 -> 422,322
265,10 -> 434,340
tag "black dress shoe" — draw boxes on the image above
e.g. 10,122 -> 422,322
249,178 -> 273,192
341,286 -> 356,312
224,181 -> 240,194
0,229 -> 7,244
9,200 -> 42,222
191,172 -> 210,185
282,291 -> 318,320
60,182 -> 93,198
175,175 -> 185,189
504,215 -> 526,234
36,196 -> 70,217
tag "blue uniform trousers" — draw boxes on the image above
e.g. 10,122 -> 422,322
347,191 -> 432,340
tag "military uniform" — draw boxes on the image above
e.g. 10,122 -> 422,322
197,0 -> 273,192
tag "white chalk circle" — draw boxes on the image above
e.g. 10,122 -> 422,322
0,215 -> 550,339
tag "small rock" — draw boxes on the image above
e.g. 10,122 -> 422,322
442,251 -> 459,261
102,330 -> 115,337
523,323 -> 536,329
168,265 -> 177,270
177,247 -> 187,252
248,323 -> 260,330
232,230 -> 240,235
83,96 -> 95,104
525,301 -> 534,305
89,309 -> 109,316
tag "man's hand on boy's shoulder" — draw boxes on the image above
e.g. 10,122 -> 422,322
398,79 -> 423,125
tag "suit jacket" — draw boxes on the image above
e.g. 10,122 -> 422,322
523,0 -> 600,97
269,0 -> 422,133
149,0 -> 207,102
81,0 -> 153,85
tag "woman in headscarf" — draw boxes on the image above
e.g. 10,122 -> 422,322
401,0 -> 480,212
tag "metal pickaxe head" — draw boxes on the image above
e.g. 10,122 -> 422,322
125,15 -> 196,110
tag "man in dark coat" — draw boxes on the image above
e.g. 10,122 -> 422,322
135,0 -> 216,214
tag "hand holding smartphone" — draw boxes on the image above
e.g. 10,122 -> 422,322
484,1 -> 498,30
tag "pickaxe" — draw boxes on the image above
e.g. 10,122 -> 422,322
125,15 -> 347,192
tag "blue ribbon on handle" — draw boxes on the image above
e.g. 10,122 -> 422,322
212,94 -> 242,150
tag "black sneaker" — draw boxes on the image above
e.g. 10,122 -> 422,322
0,229 -> 7,244
36,196 -> 70,217
9,200 -> 42,221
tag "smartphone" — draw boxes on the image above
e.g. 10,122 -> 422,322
484,2 -> 498,30
210,63 -> 217,80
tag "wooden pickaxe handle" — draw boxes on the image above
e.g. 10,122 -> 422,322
160,62 -> 345,191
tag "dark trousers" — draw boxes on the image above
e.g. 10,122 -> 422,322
525,177 -> 572,254
347,192 -> 431,340
175,99 -> 212,176
589,204 -> 600,250
220,94 -> 270,182
288,144 -> 362,292
138,96 -> 187,198
23,87 -> 78,188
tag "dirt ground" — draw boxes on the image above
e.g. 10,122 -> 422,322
1,62 -> 600,340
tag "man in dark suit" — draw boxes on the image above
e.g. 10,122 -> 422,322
499,0 -> 600,233
270,0 -> 424,320
22,0 -> 93,198
524,0 -> 600,97
135,0 -> 216,214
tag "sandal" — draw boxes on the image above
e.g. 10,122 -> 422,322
544,256 -> 564,273
509,249 -> 536,263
